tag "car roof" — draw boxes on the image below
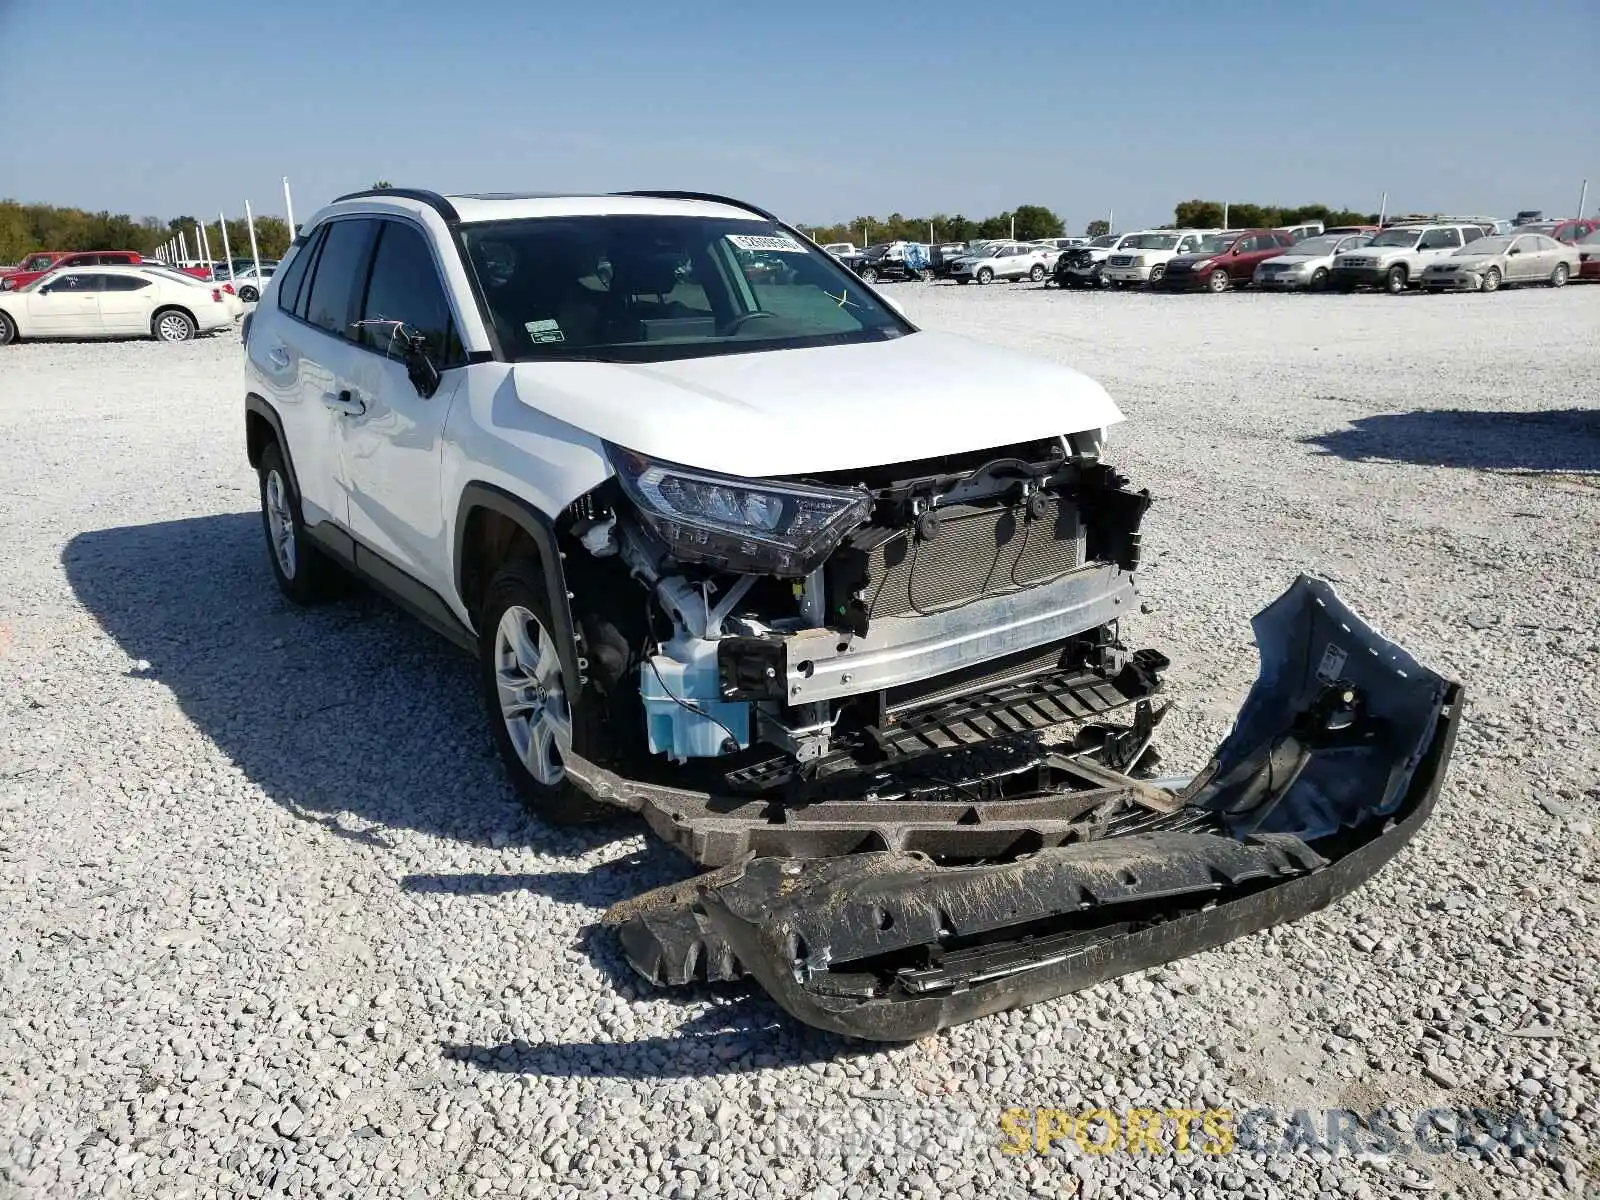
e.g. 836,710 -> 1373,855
318,188 -> 773,227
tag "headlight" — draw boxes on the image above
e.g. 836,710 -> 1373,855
607,446 -> 872,577
1191,259 -> 1214,273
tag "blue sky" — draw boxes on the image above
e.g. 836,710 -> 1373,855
1,0 -> 1594,232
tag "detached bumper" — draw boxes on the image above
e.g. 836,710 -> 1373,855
607,576 -> 1460,1041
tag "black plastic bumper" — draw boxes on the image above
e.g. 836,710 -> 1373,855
607,576 -> 1461,1041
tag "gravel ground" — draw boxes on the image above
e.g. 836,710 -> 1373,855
2,284 -> 1597,1199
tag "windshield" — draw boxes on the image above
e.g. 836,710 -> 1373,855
21,254 -> 59,272
1089,235 -> 1119,248
1284,235 -> 1350,256
1456,236 -> 1514,255
1123,233 -> 1182,250
1579,229 -> 1600,245
141,266 -> 208,287
1370,229 -> 1423,247
462,216 -> 907,364
1192,234 -> 1238,254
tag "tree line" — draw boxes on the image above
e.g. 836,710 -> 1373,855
0,200 -> 294,265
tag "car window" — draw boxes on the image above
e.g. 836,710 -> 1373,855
42,273 -> 97,293
1417,229 -> 1461,250
1461,227 -> 1484,243
101,275 -> 153,292
357,220 -> 462,365
303,219 -> 378,338
276,227 -> 324,319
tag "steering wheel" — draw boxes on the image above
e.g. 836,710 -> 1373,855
719,310 -> 777,336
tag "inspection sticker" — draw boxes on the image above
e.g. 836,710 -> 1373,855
727,233 -> 808,254
1315,642 -> 1348,684
524,318 -> 564,344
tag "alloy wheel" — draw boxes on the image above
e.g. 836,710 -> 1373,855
493,605 -> 572,787
264,469 -> 297,580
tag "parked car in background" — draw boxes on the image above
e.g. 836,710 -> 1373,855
821,242 -> 857,257
1,249 -> 145,291
1054,233 -> 1130,289
1514,218 -> 1599,245
1419,233 -> 1578,292
1102,230 -> 1211,287
949,241 -> 1052,284
1577,228 -> 1600,280
0,265 -> 234,344
229,265 -> 277,302
855,242 -> 931,283
139,263 -> 247,318
1323,225 -> 1381,237
1252,232 -> 1375,290
1329,224 -> 1485,293
928,243 -> 971,278
1275,222 -> 1324,241
1033,237 -> 1090,252
1158,229 -> 1299,292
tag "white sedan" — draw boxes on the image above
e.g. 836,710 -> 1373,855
0,265 -> 235,344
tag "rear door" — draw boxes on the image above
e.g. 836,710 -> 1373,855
24,272 -> 103,335
340,218 -> 467,594
98,274 -> 158,333
252,217 -> 379,532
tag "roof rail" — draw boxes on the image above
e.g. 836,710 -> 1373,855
329,188 -> 460,223
613,190 -> 778,221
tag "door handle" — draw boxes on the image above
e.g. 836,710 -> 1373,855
323,389 -> 366,417
267,347 -> 290,368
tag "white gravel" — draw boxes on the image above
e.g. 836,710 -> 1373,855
2,285 -> 1597,1199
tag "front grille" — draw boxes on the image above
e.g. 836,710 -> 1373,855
1166,261 -> 1194,273
1341,257 -> 1373,268
860,496 -> 1084,619
1108,255 -> 1134,267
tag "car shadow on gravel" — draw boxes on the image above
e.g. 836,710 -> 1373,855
440,992 -> 874,1078
1305,407 -> 1600,472
63,513 -> 631,856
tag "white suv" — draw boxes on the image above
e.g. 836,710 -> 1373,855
1102,230 -> 1213,287
238,188 -> 1457,1042
1329,224 -> 1486,293
949,241 -> 1053,283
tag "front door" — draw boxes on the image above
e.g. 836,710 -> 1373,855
340,218 -> 466,600
24,272 -> 102,335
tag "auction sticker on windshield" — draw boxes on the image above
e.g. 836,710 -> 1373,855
727,233 -> 808,255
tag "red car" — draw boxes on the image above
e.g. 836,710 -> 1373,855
1520,218 -> 1599,245
0,249 -> 147,291
1156,229 -> 1299,292
1577,229 -> 1600,280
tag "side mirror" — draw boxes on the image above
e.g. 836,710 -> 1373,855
404,332 -> 442,399
1508,247 -> 1521,255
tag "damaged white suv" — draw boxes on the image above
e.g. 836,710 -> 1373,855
242,189 -> 1460,1041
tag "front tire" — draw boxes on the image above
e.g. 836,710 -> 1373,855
1549,263 -> 1569,288
154,308 -> 196,342
0,310 -> 15,345
976,267 -> 994,284
1029,264 -> 1046,282
1481,267 -> 1501,293
1149,265 -> 1167,286
479,559 -> 615,825
1310,267 -> 1329,290
1383,266 -> 1407,295
257,442 -> 343,605
858,266 -> 878,283
1206,269 -> 1229,293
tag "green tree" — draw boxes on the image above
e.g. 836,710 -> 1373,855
371,180 -> 393,189
1084,219 -> 1110,237
1011,204 -> 1064,240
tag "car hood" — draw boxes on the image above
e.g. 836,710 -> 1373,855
1341,245 -> 1413,258
1258,254 -> 1321,268
509,332 -> 1125,477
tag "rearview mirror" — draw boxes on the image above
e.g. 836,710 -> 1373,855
404,332 -> 442,399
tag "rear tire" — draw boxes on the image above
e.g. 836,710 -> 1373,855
257,442 -> 343,605
0,310 -> 15,345
154,308 -> 196,342
1549,263 -> 1569,288
1383,266 -> 1407,295
239,285 -> 260,303
479,559 -> 616,826
1029,264 -> 1046,282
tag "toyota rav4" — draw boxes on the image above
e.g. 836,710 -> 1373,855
241,188 -> 1460,1040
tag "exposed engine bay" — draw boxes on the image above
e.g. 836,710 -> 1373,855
548,438 -> 1461,1040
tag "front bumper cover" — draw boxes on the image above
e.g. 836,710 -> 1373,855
602,576 -> 1461,1041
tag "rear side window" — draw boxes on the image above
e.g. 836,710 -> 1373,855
101,275 -> 152,292
1418,229 -> 1461,250
275,228 -> 324,319
1462,227 -> 1484,243
357,221 -> 461,364
303,220 -> 377,338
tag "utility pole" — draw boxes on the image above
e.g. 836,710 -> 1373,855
1579,178 -> 1590,219
283,177 -> 296,237
1377,191 -> 1388,226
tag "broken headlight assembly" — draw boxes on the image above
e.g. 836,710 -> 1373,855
607,444 -> 871,577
